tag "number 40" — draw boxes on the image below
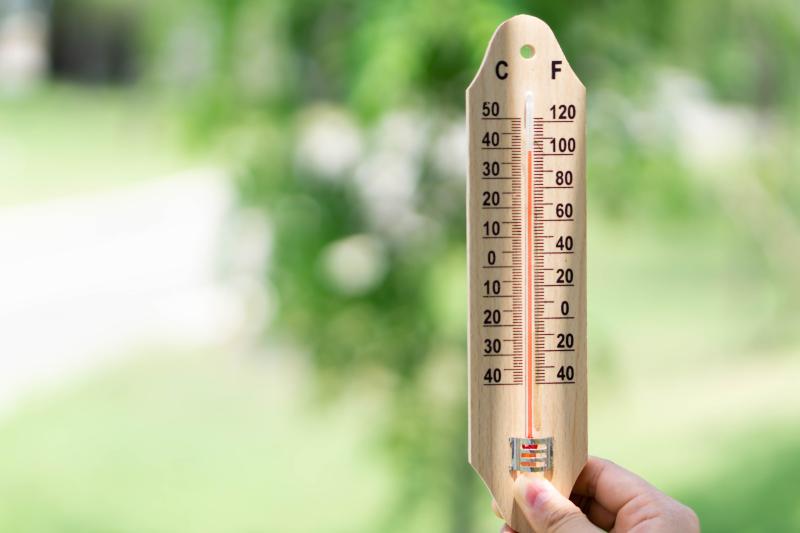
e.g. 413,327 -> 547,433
556,365 -> 574,381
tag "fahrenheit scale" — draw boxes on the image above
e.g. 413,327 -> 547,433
467,15 -> 587,532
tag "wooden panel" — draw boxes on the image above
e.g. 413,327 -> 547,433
467,15 -> 587,533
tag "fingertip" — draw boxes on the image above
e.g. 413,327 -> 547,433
513,474 -> 597,532
513,474 -> 555,510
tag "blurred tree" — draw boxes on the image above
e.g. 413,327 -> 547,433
49,0 -> 139,84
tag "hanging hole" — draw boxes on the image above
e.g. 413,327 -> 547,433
520,44 -> 535,59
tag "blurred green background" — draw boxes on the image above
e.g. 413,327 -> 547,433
1,0 -> 799,531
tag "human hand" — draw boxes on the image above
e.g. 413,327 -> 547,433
494,457 -> 699,533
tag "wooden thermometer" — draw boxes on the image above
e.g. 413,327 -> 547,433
467,15 -> 587,531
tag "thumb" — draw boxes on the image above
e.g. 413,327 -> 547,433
513,475 -> 600,533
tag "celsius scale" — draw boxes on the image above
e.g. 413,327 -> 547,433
467,15 -> 587,532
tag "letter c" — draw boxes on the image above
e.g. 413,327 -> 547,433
495,60 -> 508,80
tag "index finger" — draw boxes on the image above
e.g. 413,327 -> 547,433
572,456 -> 658,514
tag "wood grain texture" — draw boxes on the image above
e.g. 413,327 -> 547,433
467,15 -> 587,533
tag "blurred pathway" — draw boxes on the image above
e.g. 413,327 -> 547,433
0,170 -> 248,416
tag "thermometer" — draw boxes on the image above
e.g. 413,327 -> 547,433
467,15 -> 587,532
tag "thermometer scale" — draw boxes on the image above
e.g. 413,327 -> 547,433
467,15 -> 587,531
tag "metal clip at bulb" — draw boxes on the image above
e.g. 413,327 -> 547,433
510,436 -> 553,472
